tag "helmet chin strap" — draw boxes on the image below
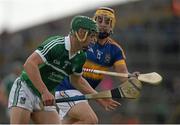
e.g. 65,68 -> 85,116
75,31 -> 88,42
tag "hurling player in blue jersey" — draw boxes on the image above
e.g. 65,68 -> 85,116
55,7 -> 129,124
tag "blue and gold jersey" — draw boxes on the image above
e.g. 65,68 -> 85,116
56,38 -> 126,90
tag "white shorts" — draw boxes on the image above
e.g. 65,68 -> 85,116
55,90 -> 87,119
8,77 -> 56,112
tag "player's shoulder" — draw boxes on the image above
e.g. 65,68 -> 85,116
37,35 -> 65,51
107,37 -> 124,50
48,35 -> 64,39
45,35 -> 64,42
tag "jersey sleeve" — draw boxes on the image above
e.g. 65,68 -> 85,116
35,36 -> 63,63
113,45 -> 126,63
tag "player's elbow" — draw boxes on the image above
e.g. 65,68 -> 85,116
84,114 -> 98,124
23,60 -> 29,71
23,57 -> 38,73
23,59 -> 32,71
90,115 -> 98,124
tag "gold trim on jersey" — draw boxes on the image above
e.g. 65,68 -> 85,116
114,60 -> 126,65
107,38 -> 126,59
83,60 -> 108,80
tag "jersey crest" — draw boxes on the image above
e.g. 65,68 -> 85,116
105,53 -> 111,63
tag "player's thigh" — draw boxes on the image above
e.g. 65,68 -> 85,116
31,110 -> 61,124
56,90 -> 87,118
10,106 -> 31,124
68,101 -> 97,120
8,78 -> 32,124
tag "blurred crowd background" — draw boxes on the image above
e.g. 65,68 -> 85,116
0,0 -> 180,123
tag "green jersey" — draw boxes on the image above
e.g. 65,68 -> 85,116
21,35 -> 86,97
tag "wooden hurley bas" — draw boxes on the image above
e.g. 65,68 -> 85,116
56,69 -> 162,102
83,68 -> 162,85
56,77 -> 142,102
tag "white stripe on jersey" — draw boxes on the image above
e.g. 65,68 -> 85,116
43,37 -> 63,50
42,42 -> 62,56
35,50 -> 47,62
37,37 -> 69,76
45,62 -> 68,76
41,37 -> 64,55
41,41 -> 58,55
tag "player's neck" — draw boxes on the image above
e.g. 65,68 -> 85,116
98,37 -> 108,45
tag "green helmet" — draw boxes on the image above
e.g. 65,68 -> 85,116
71,15 -> 99,33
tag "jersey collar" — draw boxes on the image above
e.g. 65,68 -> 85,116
65,35 -> 80,59
65,35 -> 70,51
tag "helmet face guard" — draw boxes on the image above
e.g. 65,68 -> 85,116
94,7 -> 116,39
71,16 -> 99,42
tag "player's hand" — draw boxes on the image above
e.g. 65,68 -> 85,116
41,89 -> 55,106
96,98 -> 121,111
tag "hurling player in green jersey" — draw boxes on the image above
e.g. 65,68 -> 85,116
8,15 -> 99,124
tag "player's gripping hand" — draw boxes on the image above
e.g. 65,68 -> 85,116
96,98 -> 121,111
41,89 -> 55,106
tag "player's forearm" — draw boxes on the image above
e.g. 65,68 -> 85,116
78,77 -> 97,94
23,60 -> 48,94
114,63 -> 129,83
70,76 -> 97,94
118,76 -> 128,83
